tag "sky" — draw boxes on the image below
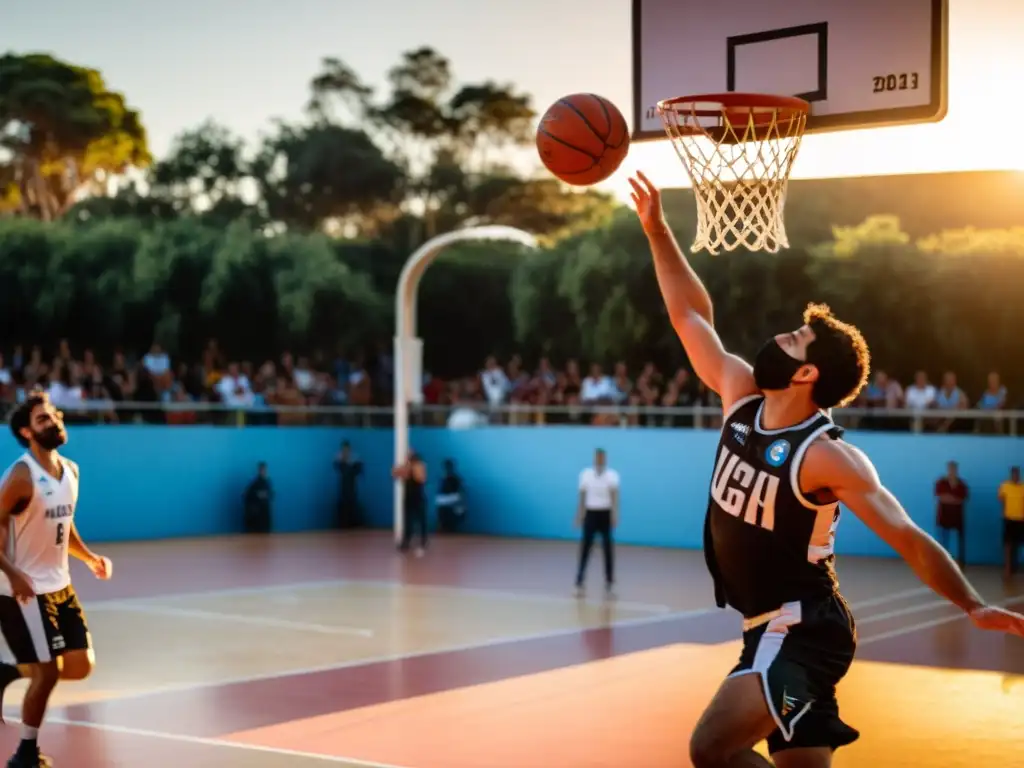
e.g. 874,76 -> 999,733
3,0 -> 1023,203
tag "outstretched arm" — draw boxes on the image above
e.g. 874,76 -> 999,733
629,172 -> 757,411
65,460 -> 111,579
802,439 -> 1024,635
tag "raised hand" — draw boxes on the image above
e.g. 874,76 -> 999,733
969,604 -> 1024,637
627,170 -> 668,235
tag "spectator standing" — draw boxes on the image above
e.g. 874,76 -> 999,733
393,450 -> 428,556
934,461 -> 968,567
243,462 -> 273,534
436,459 -> 466,533
574,448 -> 620,599
978,372 -> 1008,434
480,356 -> 509,408
934,372 -> 968,433
905,371 -> 936,411
142,343 -> 172,393
333,441 -> 364,528
581,364 -> 614,403
863,370 -> 903,430
1000,466 -> 1024,579
216,363 -> 255,408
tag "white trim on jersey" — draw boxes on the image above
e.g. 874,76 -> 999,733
788,422 -> 843,563
726,600 -> 813,742
722,394 -> 762,425
752,400 -> 828,436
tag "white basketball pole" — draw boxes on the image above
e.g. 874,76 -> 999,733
393,226 -> 538,545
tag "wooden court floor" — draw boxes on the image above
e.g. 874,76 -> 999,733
1,531 -> 1022,767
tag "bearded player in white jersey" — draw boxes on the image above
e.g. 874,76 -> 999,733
0,393 -> 112,767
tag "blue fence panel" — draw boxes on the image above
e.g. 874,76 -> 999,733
4,425 -> 1018,564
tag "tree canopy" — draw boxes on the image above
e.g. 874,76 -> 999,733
1,48 -> 1022,402
1,48 -> 615,247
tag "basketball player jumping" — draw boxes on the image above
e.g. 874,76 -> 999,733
0,392 -> 112,767
628,171 -> 1024,768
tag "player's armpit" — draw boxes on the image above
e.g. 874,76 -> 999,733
802,440 -> 985,614
673,312 -> 758,410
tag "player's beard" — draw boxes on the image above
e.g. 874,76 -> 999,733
753,339 -> 804,392
33,425 -> 67,451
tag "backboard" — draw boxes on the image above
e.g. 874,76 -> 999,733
632,0 -> 948,141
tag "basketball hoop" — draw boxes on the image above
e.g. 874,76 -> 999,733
657,93 -> 809,254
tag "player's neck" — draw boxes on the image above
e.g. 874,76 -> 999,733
29,444 -> 61,477
760,391 -> 819,430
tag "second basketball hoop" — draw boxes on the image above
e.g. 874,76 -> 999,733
657,92 -> 808,254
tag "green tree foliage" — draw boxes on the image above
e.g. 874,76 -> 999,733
0,53 -> 150,221
2,48 -> 1021,401
511,213 -> 1024,399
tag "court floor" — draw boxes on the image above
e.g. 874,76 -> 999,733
1,531 -> 1022,767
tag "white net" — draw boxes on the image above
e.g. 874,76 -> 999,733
658,97 -> 808,254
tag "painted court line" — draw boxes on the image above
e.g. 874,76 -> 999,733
95,603 -> 375,638
857,598 -> 950,625
349,579 -> 675,614
847,587 -> 930,610
88,579 -> 360,607
9,715 -> 406,768
89,577 -> 671,614
63,606 -> 723,707
860,595 -> 1024,645
67,581 -> 927,708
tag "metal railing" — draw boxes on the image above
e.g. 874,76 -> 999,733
11,400 -> 1023,435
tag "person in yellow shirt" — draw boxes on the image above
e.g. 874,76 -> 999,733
999,466 -> 1024,578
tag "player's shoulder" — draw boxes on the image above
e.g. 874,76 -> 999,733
3,459 -> 33,483
803,433 -> 873,480
0,459 -> 34,504
63,458 -> 79,479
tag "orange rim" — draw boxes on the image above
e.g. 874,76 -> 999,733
657,92 -> 810,118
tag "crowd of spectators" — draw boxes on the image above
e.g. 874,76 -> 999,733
436,357 -> 1016,434
0,341 -> 1014,433
0,339 -> 388,425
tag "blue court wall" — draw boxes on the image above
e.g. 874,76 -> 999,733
4,426 -> 1019,565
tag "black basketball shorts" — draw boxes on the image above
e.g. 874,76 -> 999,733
728,594 -> 860,755
0,585 -> 91,664
1004,519 -> 1024,546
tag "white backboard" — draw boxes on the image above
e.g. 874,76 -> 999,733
632,0 -> 948,140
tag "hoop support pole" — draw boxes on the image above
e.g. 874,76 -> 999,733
393,226 -> 538,544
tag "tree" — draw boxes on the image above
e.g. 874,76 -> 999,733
0,53 -> 150,221
305,49 -> 540,242
252,121 -> 403,234
146,120 -> 257,225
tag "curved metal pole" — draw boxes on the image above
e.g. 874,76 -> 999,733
393,226 -> 538,545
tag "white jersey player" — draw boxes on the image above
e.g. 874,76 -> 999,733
0,393 -> 111,768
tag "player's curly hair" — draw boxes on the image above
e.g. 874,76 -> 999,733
9,391 -> 49,448
802,303 -> 871,409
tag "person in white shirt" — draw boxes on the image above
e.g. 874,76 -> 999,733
580,364 -> 615,403
904,370 -> 937,411
0,392 -> 112,767
574,448 -> 620,597
480,357 -> 509,407
216,363 -> 255,408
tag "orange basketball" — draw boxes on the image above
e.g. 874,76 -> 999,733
536,93 -> 630,186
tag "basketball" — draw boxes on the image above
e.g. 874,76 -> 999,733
536,94 -> 630,186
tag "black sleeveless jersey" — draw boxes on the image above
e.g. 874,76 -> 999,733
704,395 -> 844,618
